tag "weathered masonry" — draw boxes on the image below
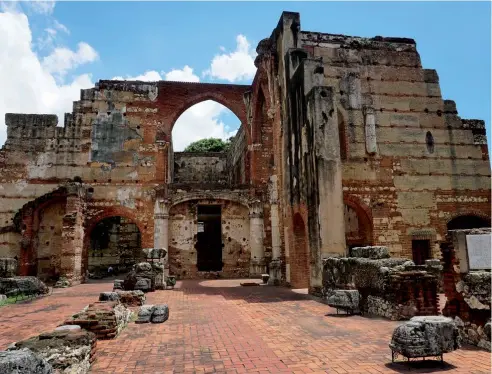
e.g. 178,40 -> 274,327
0,12 -> 490,293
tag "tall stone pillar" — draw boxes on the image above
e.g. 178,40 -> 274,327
60,183 -> 85,286
307,86 -> 346,290
249,202 -> 265,276
154,199 -> 169,279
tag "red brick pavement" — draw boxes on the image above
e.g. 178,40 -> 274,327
0,279 -> 490,373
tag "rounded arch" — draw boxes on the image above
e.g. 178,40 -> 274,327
169,92 -> 247,131
83,206 -> 149,279
85,206 -> 147,238
251,81 -> 273,144
446,213 -> 491,231
344,196 -> 374,249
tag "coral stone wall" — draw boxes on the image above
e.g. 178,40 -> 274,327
168,199 -> 250,279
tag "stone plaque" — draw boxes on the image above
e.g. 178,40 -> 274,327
466,234 -> 491,270
197,222 -> 204,233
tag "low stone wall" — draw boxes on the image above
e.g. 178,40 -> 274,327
441,229 -> 491,351
322,246 -> 438,320
64,301 -> 132,340
7,326 -> 96,374
0,276 -> 49,297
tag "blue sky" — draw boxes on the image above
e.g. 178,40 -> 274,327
0,1 -> 490,152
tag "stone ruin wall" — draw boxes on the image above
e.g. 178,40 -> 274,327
0,11 -> 490,286
168,199 -> 250,279
173,152 -> 228,184
300,30 -> 491,259
254,12 -> 491,290
440,228 -> 491,350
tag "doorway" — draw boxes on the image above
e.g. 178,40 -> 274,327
412,239 -> 431,265
196,205 -> 223,271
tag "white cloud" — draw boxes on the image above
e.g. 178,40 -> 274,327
172,100 -> 238,151
112,70 -> 163,82
26,0 -> 56,15
203,34 -> 257,82
164,65 -> 199,82
42,42 -> 98,77
0,10 -> 97,146
54,19 -> 69,34
112,65 -> 200,83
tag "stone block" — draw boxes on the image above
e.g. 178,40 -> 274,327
99,292 -> 120,302
326,290 -> 360,311
0,276 -> 49,297
151,305 -> 170,323
8,328 -> 96,373
136,305 -> 154,324
389,316 -> 461,358
0,348 -> 54,374
113,280 -> 124,290
134,278 -> 152,292
350,246 -> 390,259
116,290 -> 145,306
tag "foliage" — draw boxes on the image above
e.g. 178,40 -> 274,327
183,137 -> 233,152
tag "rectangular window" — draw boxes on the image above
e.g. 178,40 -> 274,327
412,239 -> 431,265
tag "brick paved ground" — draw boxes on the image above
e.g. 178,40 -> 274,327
1,279 -> 490,373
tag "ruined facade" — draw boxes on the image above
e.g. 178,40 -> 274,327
0,12 -> 490,291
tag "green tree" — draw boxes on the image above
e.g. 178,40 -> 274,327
184,137 -> 231,152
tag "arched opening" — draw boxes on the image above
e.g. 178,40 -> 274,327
291,213 -> 309,289
171,100 -> 243,184
344,203 -> 373,253
88,216 -> 142,278
447,215 -> 490,230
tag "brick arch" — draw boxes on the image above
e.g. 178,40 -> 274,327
446,211 -> 491,230
155,81 -> 251,144
343,196 -> 374,248
14,187 -> 69,276
83,206 -> 151,278
84,206 -> 147,240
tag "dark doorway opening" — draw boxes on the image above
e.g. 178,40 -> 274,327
412,239 -> 431,265
447,215 -> 490,231
196,205 -> 223,271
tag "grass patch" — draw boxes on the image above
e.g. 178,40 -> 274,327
0,293 -> 30,307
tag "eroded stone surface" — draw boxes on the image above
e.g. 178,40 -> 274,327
151,305 -> 169,323
136,305 -> 154,324
64,301 -> 132,340
99,292 -> 120,302
0,277 -> 49,297
390,316 -> 461,358
350,246 -> 389,259
116,290 -> 145,306
8,328 -> 96,374
0,258 -> 17,277
0,348 -> 53,374
326,290 -> 359,311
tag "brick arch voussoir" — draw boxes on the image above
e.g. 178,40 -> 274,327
169,92 -> 247,134
445,210 -> 491,227
343,195 -> 374,245
84,206 -> 147,243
